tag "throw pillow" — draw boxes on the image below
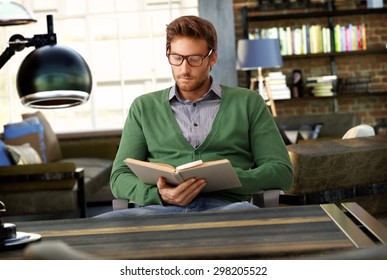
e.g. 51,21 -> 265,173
3,132 -> 43,162
0,140 -> 13,166
3,117 -> 47,162
279,123 -> 323,144
22,111 -> 62,162
6,143 -> 42,165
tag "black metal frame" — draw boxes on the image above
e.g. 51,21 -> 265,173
0,15 -> 56,70
0,167 -> 87,218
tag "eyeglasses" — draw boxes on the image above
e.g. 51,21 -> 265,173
167,49 -> 213,67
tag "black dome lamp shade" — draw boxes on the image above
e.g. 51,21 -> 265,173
17,44 -> 92,108
0,15 -> 92,109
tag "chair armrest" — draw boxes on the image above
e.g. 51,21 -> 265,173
251,189 -> 283,208
0,162 -> 77,192
112,199 -> 130,211
0,161 -> 76,174
112,199 -> 138,211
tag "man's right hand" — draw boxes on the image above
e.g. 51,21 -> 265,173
157,177 -> 206,206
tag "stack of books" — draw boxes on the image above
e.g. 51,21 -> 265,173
305,75 -> 337,97
265,72 -> 291,100
335,0 -> 357,10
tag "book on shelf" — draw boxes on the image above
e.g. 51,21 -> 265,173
306,75 -> 337,83
286,26 -> 293,55
271,91 -> 291,100
322,27 -> 331,53
334,25 -> 341,52
361,23 -> 367,50
306,75 -> 337,97
266,72 -> 291,100
124,158 -> 241,193
279,27 -> 288,55
253,22 -> 366,55
293,27 -> 303,55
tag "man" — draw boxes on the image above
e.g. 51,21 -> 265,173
96,15 -> 293,217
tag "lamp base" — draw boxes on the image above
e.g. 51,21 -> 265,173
1,223 -> 41,250
1,231 -> 42,250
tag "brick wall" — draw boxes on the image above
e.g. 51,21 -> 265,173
233,1 -> 387,126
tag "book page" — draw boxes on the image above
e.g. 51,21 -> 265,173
124,158 -> 175,173
124,158 -> 182,185
176,160 -> 203,171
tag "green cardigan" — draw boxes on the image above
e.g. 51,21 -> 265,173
110,85 -> 293,206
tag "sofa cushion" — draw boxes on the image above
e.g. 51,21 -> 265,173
58,157 -> 113,200
6,143 -> 42,165
0,140 -> 12,166
23,111 -> 63,162
3,117 -> 46,162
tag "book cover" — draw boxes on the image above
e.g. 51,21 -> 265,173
361,23 -> 367,50
293,27 -> 302,55
286,26 -> 293,55
348,24 -> 357,51
340,25 -> 346,51
301,24 -> 308,54
334,24 -> 341,52
357,24 -> 362,50
345,25 -> 352,52
279,27 -> 288,55
124,158 -> 241,193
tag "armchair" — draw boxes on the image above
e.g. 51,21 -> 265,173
0,111 -> 118,219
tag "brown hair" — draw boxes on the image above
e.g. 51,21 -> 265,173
166,15 -> 217,54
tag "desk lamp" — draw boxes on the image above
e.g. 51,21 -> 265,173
236,38 -> 283,115
0,1 -> 36,26
0,201 -> 41,249
0,14 -> 92,109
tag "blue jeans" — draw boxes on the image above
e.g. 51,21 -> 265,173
94,197 -> 258,218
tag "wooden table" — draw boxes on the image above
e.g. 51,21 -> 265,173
1,202 -> 386,260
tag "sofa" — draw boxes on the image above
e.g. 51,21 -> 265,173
282,134 -> 387,215
274,113 -> 358,144
0,111 -> 119,219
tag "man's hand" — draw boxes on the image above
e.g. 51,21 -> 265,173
157,177 -> 206,206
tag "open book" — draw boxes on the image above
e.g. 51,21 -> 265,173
124,158 -> 241,193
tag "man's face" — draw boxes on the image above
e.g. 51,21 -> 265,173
169,36 -> 217,97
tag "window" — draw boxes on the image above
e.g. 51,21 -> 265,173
0,0 -> 198,133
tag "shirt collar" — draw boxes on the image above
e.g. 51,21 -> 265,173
169,77 -> 222,102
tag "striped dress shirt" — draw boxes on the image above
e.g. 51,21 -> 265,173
169,81 -> 222,148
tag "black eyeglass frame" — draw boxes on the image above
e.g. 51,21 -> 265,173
166,49 -> 213,67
